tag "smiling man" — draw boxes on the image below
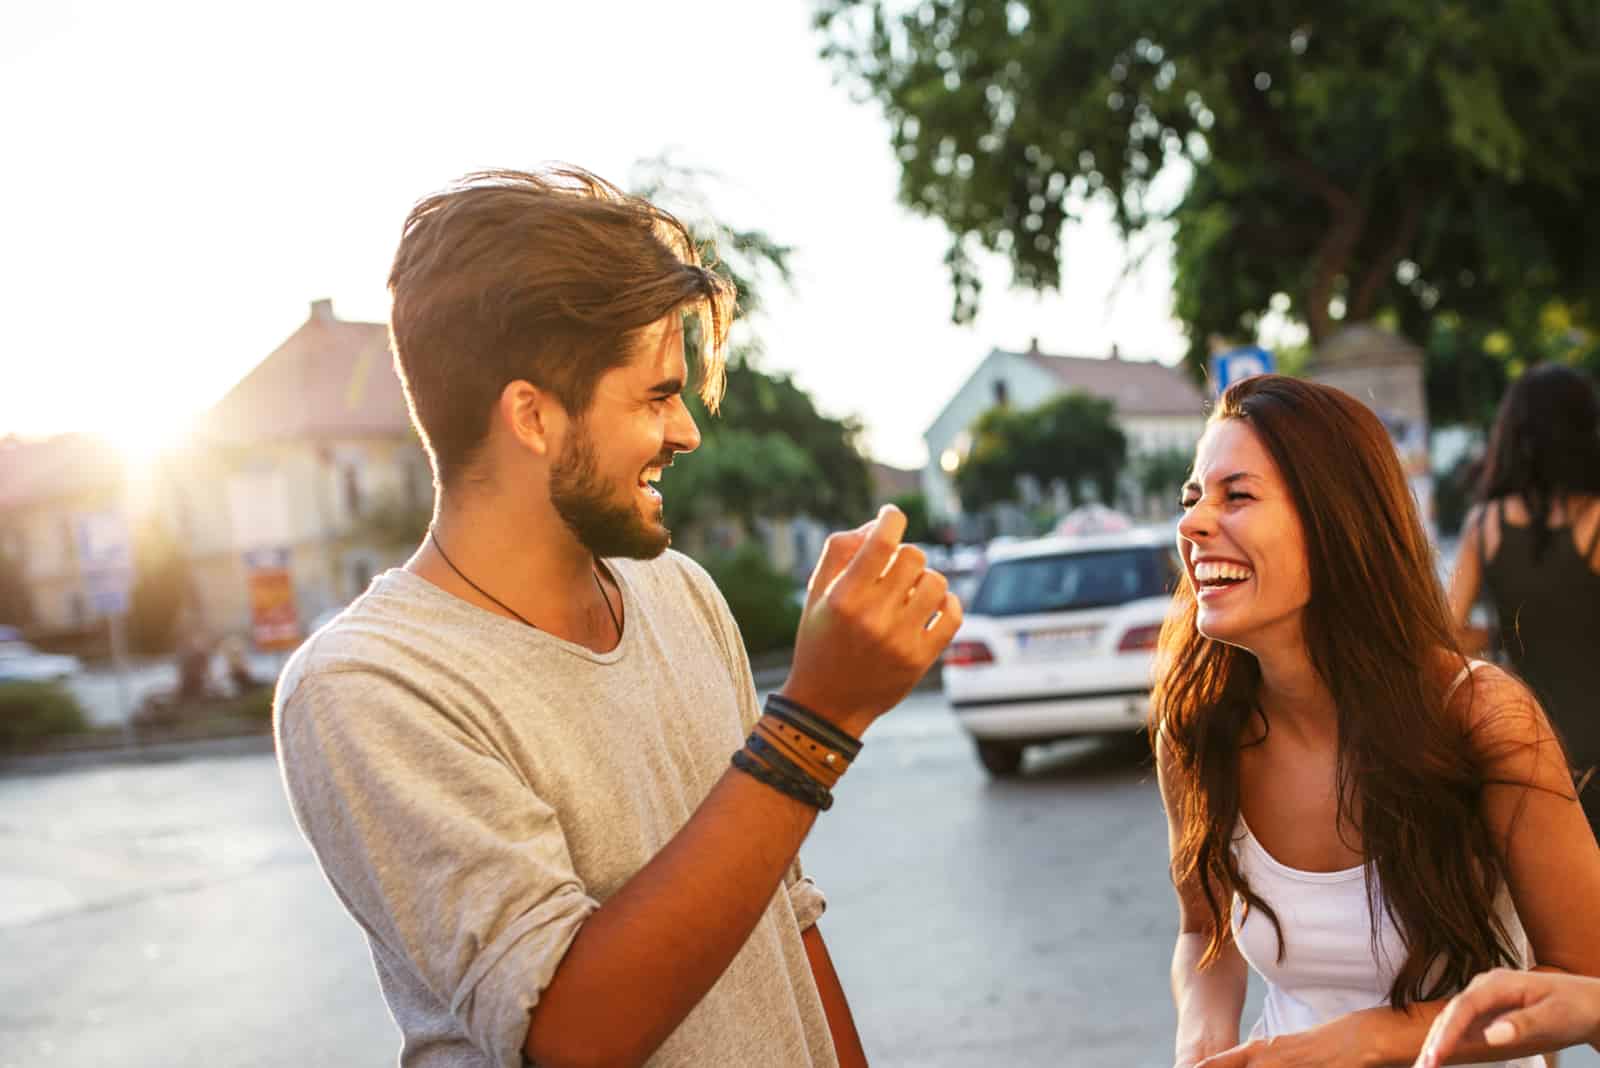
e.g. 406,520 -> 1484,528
273,168 -> 961,1068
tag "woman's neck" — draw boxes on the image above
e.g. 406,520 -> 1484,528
1253,640 -> 1338,743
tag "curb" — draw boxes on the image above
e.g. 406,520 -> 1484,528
0,732 -> 274,778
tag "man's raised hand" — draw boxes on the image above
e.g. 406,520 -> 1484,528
782,505 -> 963,738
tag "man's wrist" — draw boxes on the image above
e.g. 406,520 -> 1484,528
775,683 -> 871,740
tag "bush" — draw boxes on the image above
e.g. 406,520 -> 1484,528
699,544 -> 803,656
223,685 -> 275,722
0,682 -> 88,749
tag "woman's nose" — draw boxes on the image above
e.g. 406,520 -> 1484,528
1177,502 -> 1211,543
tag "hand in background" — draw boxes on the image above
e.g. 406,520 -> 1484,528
1416,969 -> 1600,1068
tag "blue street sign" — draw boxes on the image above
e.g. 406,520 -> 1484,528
1210,345 -> 1275,395
84,569 -> 131,617
74,512 -> 134,618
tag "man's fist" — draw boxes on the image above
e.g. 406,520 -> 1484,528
782,505 -> 963,738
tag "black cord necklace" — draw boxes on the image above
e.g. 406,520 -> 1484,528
428,529 -> 621,641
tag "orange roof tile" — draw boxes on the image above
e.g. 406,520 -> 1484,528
198,301 -> 412,445
1017,348 -> 1207,417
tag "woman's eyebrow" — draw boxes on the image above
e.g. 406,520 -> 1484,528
1183,471 -> 1260,494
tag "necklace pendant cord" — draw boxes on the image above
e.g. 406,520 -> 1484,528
429,529 -> 621,642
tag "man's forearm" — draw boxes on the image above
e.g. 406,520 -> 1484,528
804,925 -> 869,1067
525,767 -> 819,1068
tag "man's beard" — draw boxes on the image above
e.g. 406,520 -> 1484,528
550,425 -> 672,560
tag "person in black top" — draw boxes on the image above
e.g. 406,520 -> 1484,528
1450,363 -> 1600,836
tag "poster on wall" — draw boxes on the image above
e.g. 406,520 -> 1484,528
244,548 -> 302,651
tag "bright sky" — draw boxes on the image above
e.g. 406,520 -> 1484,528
2,0 -> 1188,469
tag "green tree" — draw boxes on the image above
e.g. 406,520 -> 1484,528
890,491 -> 935,543
816,1 -> 1600,384
126,516 -> 190,655
954,391 -> 1126,510
635,160 -> 873,537
0,541 -> 32,627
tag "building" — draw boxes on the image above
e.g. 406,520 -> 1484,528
0,434 -> 129,629
922,341 -> 1208,523
175,299 -> 429,637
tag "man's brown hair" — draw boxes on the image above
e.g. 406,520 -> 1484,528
387,166 -> 735,486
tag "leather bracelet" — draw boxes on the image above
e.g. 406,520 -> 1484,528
732,747 -> 833,811
764,693 -> 863,761
753,717 -> 845,788
746,731 -> 837,798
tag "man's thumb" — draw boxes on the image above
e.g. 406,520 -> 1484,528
805,522 -> 872,611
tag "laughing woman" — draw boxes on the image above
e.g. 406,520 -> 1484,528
1154,375 -> 1600,1068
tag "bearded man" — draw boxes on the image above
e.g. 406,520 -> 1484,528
275,167 -> 960,1068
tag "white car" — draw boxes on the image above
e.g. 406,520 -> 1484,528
0,639 -> 84,683
941,527 -> 1180,776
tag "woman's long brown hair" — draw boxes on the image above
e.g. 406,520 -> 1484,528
1152,374 -> 1523,1009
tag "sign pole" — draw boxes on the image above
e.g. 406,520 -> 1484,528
110,612 -> 133,746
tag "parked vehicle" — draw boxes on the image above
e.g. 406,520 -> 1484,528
0,638 -> 84,683
940,526 -> 1180,776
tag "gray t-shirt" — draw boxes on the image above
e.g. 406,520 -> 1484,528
275,553 -> 836,1068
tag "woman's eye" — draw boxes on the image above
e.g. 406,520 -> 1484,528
1226,492 -> 1255,502
1179,496 -> 1199,509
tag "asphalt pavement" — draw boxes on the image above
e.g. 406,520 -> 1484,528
3,687 -> 1595,1067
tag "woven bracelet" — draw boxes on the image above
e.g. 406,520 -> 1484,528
746,731 -> 839,794
732,747 -> 833,811
763,693 -> 863,760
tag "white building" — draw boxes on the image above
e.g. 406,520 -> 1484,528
923,341 -> 1209,521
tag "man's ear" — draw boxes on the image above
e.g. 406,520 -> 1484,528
497,380 -> 568,458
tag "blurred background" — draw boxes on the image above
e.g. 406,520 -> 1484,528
3,1 -> 1597,1065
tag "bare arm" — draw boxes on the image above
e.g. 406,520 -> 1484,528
524,507 -> 961,1068
526,771 -> 820,1067
1158,732 -> 1249,1066
1446,505 -> 1484,645
804,925 -> 869,1067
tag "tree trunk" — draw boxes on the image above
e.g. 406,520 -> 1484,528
1303,207 -> 1366,344
1349,189 -> 1426,322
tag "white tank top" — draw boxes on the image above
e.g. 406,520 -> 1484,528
1230,662 -> 1536,1067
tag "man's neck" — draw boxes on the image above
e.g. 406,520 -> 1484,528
408,495 -> 620,651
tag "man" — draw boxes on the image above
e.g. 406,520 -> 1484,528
275,167 -> 961,1068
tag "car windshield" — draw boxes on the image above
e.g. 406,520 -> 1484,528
970,546 -> 1179,617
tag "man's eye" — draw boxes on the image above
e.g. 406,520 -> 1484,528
1227,492 -> 1255,502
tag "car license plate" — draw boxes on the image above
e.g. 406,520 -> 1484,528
1014,624 -> 1101,659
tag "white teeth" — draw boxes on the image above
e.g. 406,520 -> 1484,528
1194,561 -> 1253,583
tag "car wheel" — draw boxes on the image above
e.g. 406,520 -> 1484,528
975,740 -> 1025,778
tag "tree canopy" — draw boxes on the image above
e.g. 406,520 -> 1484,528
815,1 -> 1600,388
636,161 -> 873,535
954,391 -> 1126,510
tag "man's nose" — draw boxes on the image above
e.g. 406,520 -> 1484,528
667,395 -> 701,454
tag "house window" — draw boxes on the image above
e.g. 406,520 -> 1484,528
993,379 -> 1009,407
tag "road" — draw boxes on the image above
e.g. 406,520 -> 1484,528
2,690 -> 1594,1067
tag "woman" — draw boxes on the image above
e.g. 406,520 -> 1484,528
1154,375 -> 1600,1068
1447,364 -> 1600,835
